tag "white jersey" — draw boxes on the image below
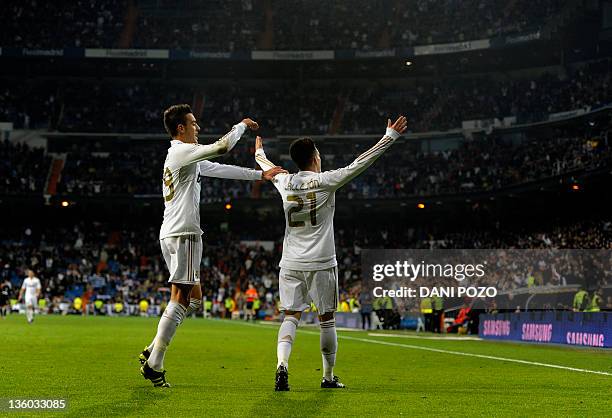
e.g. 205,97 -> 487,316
256,128 -> 401,271
21,277 -> 41,299
160,122 -> 255,239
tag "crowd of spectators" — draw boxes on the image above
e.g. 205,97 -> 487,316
133,0 -> 262,51
0,140 -> 50,195
1,60 -> 609,135
342,61 -> 612,133
0,0 -> 563,50
273,0 -> 561,51
0,82 -> 57,131
390,0 -> 561,47
46,132 -> 612,199
334,134 -> 610,199
0,0 -> 126,49
1,218 -> 610,317
3,125 -> 609,198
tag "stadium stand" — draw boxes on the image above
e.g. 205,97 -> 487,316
0,0 -> 565,50
1,60 -> 609,134
1,131 -> 606,199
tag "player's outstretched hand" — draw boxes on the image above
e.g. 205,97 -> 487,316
387,115 -> 408,135
242,118 -> 259,131
255,135 -> 264,151
263,166 -> 288,180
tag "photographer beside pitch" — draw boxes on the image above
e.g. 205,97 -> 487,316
255,116 -> 408,391
140,104 -> 285,387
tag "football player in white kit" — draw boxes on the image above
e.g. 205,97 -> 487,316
18,269 -> 41,324
255,116 -> 407,391
140,104 -> 285,387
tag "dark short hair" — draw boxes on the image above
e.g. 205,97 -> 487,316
163,104 -> 192,137
289,137 -> 317,170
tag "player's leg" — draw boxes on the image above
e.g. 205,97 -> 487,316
147,283 -> 191,368
275,309 -> 300,392
31,298 -> 37,321
311,267 -> 345,388
318,311 -> 340,384
275,269 -> 308,391
142,237 -> 202,361
142,282 -> 202,358
141,238 -> 179,361
277,269 -> 308,370
25,298 -> 35,323
186,282 -> 202,317
277,310 -> 301,368
141,282 -> 191,387
141,235 -> 199,387
245,301 -> 253,321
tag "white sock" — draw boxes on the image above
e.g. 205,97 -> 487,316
277,316 -> 299,368
146,337 -> 155,353
27,307 -> 33,322
147,298 -> 200,352
185,298 -> 201,317
320,319 -> 337,380
147,301 -> 187,371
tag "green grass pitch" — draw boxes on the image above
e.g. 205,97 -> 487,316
1,315 -> 611,417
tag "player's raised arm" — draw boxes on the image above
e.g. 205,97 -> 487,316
254,135 -> 287,178
320,115 -> 407,190
175,118 -> 258,166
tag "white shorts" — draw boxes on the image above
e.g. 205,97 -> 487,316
279,267 -> 338,314
160,235 -> 202,285
25,296 -> 37,308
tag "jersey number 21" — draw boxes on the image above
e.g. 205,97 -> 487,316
287,192 -> 317,227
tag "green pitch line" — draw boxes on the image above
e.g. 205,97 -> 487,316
1,315 -> 610,417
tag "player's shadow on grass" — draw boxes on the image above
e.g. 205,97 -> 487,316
68,386 -> 170,416
250,389 -> 333,417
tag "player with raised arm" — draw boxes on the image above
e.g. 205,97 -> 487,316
255,116 -> 408,391
18,269 -> 41,324
140,104 -> 285,388
138,139 -> 288,366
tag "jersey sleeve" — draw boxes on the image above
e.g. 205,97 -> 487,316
198,160 -> 262,181
254,148 -> 288,190
35,279 -> 41,290
254,148 -> 277,171
172,122 -> 248,166
221,122 -> 248,152
319,128 -> 401,190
